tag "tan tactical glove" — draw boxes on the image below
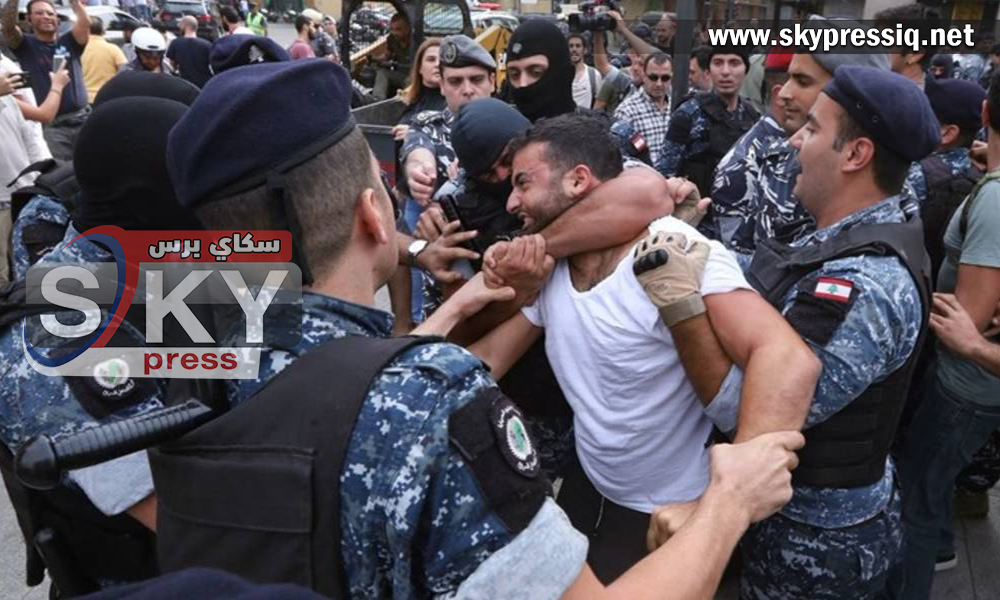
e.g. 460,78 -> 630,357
632,232 -> 710,326
672,184 -> 710,228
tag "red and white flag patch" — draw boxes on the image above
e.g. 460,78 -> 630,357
814,278 -> 854,303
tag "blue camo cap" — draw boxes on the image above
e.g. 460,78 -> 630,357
167,59 -> 356,208
822,65 -> 941,162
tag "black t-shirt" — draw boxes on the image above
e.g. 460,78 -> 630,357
14,31 -> 87,115
166,37 -> 213,88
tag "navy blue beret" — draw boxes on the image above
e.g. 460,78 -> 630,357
210,34 -> 289,75
823,65 -> 941,162
167,60 -> 355,207
440,35 -> 496,71
925,77 -> 986,133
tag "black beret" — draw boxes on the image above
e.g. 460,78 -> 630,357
167,60 -> 355,208
707,45 -> 750,72
452,98 -> 530,177
925,77 -> 986,133
210,34 -> 290,75
823,65 -> 941,162
93,70 -> 200,106
440,34 -> 496,71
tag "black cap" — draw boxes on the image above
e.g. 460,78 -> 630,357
452,99 -> 530,177
210,34 -> 290,75
93,70 -> 200,106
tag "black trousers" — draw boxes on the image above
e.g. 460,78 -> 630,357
556,454 -> 650,584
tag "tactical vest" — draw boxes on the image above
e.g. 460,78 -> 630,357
919,155 -> 982,283
747,215 -> 931,489
0,282 -> 158,595
683,93 -> 759,197
149,335 -> 438,598
8,160 -> 78,269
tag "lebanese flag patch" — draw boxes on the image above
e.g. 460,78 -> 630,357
814,278 -> 854,303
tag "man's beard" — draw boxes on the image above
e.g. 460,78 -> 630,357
525,184 -> 574,234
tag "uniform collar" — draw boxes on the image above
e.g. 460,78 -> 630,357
794,196 -> 905,246
934,146 -> 970,163
300,291 -> 394,339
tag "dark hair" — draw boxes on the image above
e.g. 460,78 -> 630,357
89,16 -> 104,36
390,13 -> 409,25
220,6 -> 240,24
508,114 -> 623,182
988,72 -> 1000,133
196,128 -> 376,279
691,46 -> 711,71
644,52 -> 670,70
567,32 -> 585,45
295,14 -> 312,34
991,43 -> 1000,57
762,69 -> 789,105
707,46 -> 749,72
874,3 -> 938,69
833,111 -> 909,196
25,0 -> 53,16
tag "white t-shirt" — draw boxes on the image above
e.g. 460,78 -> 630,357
522,216 -> 752,512
572,65 -> 602,109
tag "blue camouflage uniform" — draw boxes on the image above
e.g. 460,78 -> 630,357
957,54 -> 988,84
905,147 -> 972,207
400,109 -> 457,193
656,93 -> 757,178
702,113 -> 809,256
707,198 -> 922,599
225,292 -> 588,598
9,195 -> 72,281
0,224 -> 161,517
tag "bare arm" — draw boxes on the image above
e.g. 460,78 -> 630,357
705,290 -> 820,442
1,0 -> 23,49
592,31 -> 612,77
468,312 -> 542,379
541,168 -> 685,259
931,292 -> 1000,377
609,11 -> 658,56
69,0 -> 88,47
953,264 -> 1000,332
561,431 -> 803,600
16,69 -> 68,124
126,494 -> 157,531
667,313 -> 732,403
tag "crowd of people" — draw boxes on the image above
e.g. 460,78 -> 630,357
2,0 -> 1000,599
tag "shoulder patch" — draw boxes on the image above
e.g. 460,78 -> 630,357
66,357 -> 158,419
449,388 -> 549,533
785,276 -> 859,347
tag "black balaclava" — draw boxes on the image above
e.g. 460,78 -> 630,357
73,97 -> 202,232
507,20 -> 576,122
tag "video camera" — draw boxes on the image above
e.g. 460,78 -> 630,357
568,0 -> 622,33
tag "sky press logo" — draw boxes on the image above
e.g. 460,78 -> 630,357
23,226 -> 302,381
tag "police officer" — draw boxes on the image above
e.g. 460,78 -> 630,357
906,78 -> 986,281
400,34 -> 495,208
0,91 -> 205,593
504,19 -> 652,164
704,50 -> 791,252
709,38 -> 891,266
657,45 -> 759,197
158,58 -> 806,599
656,66 -> 936,599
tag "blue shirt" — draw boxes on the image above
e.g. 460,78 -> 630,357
14,31 -> 88,115
226,293 -> 583,598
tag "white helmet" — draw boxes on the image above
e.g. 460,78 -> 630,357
132,27 -> 167,53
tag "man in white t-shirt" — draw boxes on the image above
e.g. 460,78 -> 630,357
470,113 -> 820,583
569,33 -> 601,109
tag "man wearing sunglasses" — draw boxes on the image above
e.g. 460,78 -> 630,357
614,53 -> 672,168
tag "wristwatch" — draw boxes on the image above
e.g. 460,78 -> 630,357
407,239 -> 429,267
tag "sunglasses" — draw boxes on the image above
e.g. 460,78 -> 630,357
381,171 -> 401,221
646,74 -> 671,83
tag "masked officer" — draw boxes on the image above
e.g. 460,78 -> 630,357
905,78 -> 986,281
657,45 -> 760,197
155,58 -> 806,599
656,66 -> 936,599
400,34 -> 495,207
0,91 -> 207,593
504,19 -> 652,165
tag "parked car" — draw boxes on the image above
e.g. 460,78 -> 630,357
471,11 -> 518,32
154,0 -> 221,41
85,6 -> 146,46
